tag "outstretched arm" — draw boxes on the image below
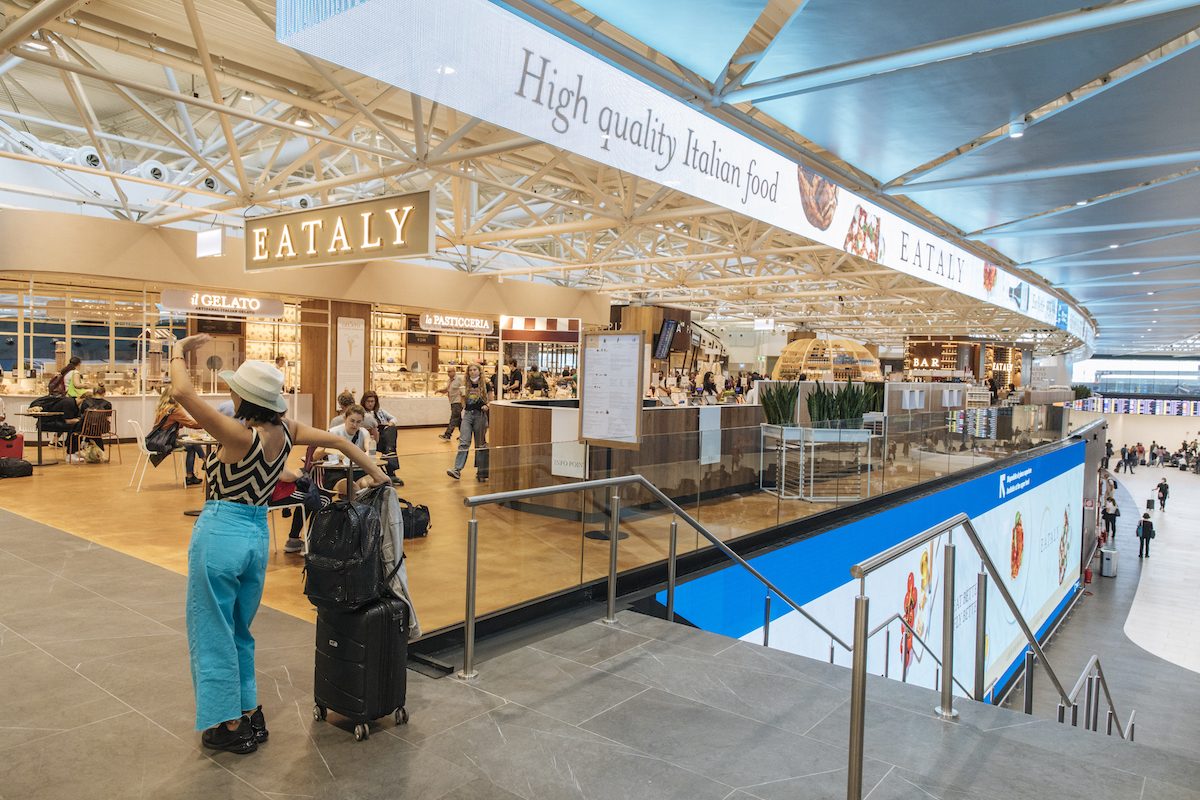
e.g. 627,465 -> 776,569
290,421 -> 389,486
169,335 -> 254,456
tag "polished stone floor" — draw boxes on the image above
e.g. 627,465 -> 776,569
4,506 -> 1200,800
1005,464 -> 1200,762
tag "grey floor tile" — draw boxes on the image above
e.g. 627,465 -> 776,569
526,619 -> 650,666
0,571 -> 101,616
1141,778 -> 1200,800
613,610 -> 744,656
471,645 -> 649,726
581,686 -> 846,789
0,596 -> 177,647
0,649 -> 130,748
716,640 -> 854,693
423,703 -> 732,800
23,545 -> 170,583
737,759 -> 894,800
390,672 -> 507,744
0,622 -> 35,659
39,632 -> 183,666
593,636 -> 850,736
863,768 -> 1004,800
0,711 -> 207,800
430,776 -> 523,800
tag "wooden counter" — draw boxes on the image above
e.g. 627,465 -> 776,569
488,399 -> 765,519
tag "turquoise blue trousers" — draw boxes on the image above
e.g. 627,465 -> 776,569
186,500 -> 269,731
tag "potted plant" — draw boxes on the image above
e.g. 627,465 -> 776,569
761,382 -> 800,426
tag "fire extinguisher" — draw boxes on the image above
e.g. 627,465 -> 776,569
1084,568 -> 1093,584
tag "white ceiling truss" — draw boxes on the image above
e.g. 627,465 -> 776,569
0,0 -> 1133,355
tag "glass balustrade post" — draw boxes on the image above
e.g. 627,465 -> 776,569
847,594 -> 870,800
936,542 -> 958,720
975,571 -> 988,701
604,486 -> 620,624
884,628 -> 890,678
666,517 -> 678,622
457,517 -> 479,681
763,592 -> 771,647
1085,676 -> 1094,732
1023,649 -> 1035,715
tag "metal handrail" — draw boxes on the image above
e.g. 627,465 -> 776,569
1060,655 -> 1136,740
867,612 -> 975,700
457,474 -> 852,679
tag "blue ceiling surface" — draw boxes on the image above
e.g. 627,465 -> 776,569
905,164 -> 1200,235
746,0 -> 1086,83
910,41 -> 1200,185
1023,229 -> 1200,268
569,0 -> 769,83
751,7 -> 1200,183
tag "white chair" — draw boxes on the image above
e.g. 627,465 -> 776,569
268,502 -> 307,554
16,404 -> 34,435
128,420 -> 181,492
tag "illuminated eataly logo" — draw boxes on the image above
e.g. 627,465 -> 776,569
250,205 -> 414,261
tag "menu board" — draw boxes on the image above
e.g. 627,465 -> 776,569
579,332 -> 644,449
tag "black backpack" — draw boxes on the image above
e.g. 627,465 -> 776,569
397,498 -> 430,539
303,498 -> 385,609
0,457 -> 33,479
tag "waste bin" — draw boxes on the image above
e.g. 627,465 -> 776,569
1101,547 -> 1118,578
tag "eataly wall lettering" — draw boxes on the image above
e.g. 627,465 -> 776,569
244,191 -> 433,271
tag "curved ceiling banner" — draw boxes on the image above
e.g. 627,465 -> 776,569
278,0 -> 1095,348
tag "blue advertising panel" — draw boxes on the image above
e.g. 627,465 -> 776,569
661,442 -> 1085,702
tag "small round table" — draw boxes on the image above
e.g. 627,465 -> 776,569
15,411 -> 65,467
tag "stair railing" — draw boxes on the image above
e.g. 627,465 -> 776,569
1061,655 -> 1136,740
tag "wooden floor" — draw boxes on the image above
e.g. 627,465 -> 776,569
0,428 -> 980,635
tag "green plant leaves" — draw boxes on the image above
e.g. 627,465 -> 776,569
761,381 -> 800,425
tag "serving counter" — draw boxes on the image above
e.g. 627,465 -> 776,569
488,399 -> 765,519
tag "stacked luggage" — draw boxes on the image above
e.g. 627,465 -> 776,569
304,478 -> 419,741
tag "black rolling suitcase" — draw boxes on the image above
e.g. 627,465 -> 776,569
313,596 -> 408,741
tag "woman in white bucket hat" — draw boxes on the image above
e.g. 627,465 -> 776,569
168,333 -> 388,755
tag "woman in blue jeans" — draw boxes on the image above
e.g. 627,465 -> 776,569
169,335 -> 388,754
446,362 -> 493,482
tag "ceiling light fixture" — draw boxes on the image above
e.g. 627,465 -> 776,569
1075,200 -> 1088,206
1147,292 -> 1155,295
1109,244 -> 1119,249
22,35 -> 49,51
1009,117 -> 1026,138
294,114 -> 313,129
1132,271 -> 1140,275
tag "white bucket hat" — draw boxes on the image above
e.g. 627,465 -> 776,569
219,360 -> 288,413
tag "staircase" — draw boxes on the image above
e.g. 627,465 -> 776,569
450,609 -> 1200,799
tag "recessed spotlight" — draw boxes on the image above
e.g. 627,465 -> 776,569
1132,271 -> 1140,275
1148,292 -> 1155,295
1109,244 -> 1119,249
1075,200 -> 1088,206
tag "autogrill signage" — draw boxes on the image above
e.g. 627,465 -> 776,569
244,189 -> 434,271
420,313 -> 494,335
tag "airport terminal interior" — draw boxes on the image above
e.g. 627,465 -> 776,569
2,2 -> 1200,798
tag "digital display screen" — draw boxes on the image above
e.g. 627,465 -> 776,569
653,319 -> 678,361
1074,397 -> 1200,416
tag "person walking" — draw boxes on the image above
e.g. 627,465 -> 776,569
1137,512 -> 1155,558
1103,439 -> 1113,469
447,363 -> 493,482
1100,495 -> 1119,539
169,334 -> 388,754
1156,478 -> 1169,511
1127,447 -> 1137,474
438,367 -> 463,441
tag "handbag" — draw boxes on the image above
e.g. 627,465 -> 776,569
0,423 -> 16,440
48,373 -> 66,395
145,420 -> 179,453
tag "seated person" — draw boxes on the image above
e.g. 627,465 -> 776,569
327,390 -> 356,429
0,396 -> 6,423
315,404 -> 370,489
270,464 -> 334,554
68,385 -> 113,459
149,386 -> 205,481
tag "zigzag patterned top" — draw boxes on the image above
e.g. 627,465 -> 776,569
204,424 -> 293,506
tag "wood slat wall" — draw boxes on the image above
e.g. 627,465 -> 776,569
300,299 -> 329,425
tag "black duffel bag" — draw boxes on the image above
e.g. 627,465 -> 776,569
304,497 -> 384,609
0,457 -> 33,479
397,498 -> 430,539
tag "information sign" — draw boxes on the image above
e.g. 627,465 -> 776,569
579,331 -> 644,448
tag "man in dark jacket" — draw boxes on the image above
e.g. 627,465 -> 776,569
1156,478 -> 1169,511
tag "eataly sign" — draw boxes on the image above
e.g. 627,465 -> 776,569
244,189 -> 434,271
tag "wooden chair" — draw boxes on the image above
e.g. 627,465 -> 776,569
78,408 -> 122,464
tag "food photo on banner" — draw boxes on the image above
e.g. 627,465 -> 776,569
660,443 -> 1084,703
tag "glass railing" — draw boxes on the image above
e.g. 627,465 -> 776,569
393,404 -> 1080,634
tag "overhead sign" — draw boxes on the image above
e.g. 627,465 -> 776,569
244,189 -> 434,271
160,288 -> 284,318
420,312 -> 494,335
753,318 -> 775,331
279,0 -> 1095,350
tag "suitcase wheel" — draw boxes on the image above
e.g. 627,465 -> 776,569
394,707 -> 409,725
313,705 -> 327,721
354,723 -> 370,741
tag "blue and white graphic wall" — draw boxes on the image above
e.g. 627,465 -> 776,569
663,443 -> 1085,703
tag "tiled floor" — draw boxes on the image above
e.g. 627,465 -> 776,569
3,504 -> 1199,800
1003,463 -> 1200,761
